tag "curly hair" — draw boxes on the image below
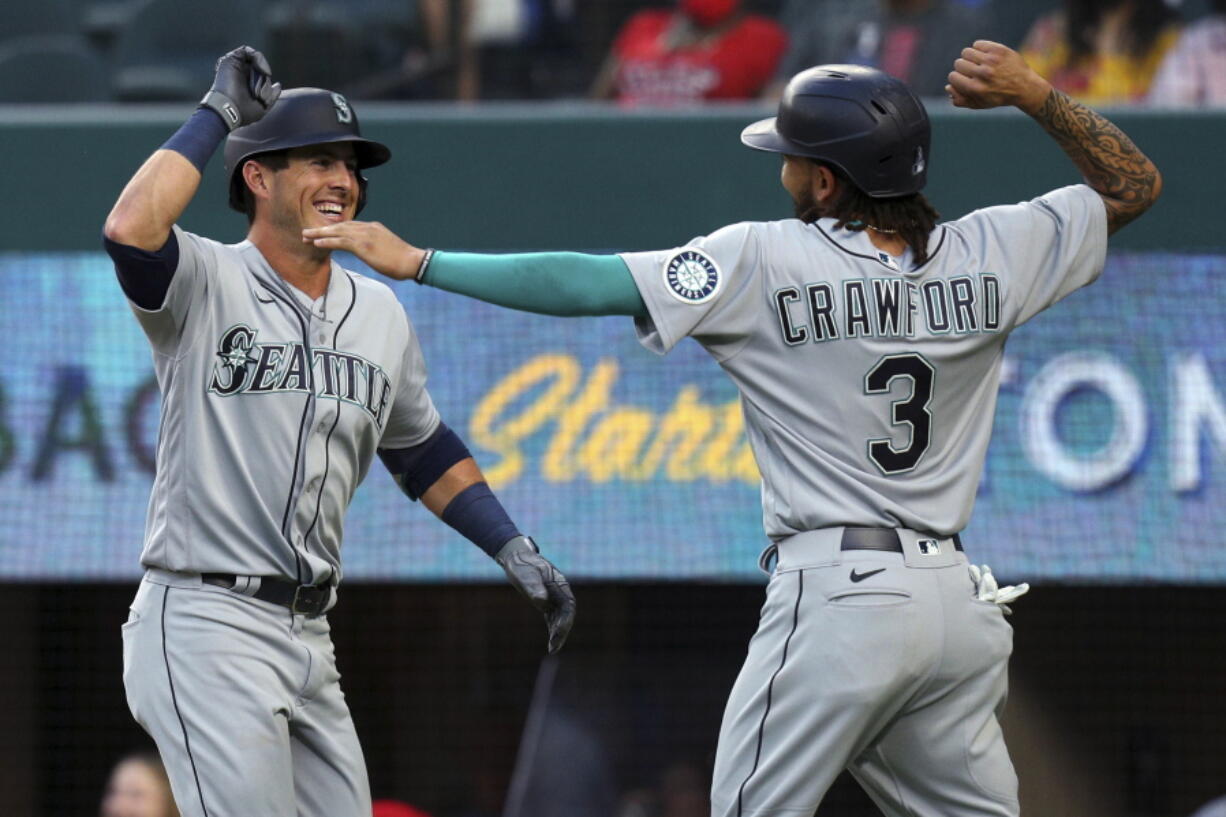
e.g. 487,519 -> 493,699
799,161 -> 941,266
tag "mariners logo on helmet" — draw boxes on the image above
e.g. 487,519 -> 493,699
664,249 -> 721,304
332,93 -> 352,124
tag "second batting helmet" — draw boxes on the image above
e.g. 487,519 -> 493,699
224,87 -> 391,215
741,65 -> 930,198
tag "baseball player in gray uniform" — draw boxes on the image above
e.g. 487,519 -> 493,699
305,41 -> 1161,817
103,47 -> 575,817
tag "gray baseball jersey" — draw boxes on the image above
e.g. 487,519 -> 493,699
619,184 -> 1106,817
121,226 -> 439,817
129,225 -> 439,585
620,184 -> 1107,541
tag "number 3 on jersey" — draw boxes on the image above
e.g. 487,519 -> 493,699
864,353 -> 935,474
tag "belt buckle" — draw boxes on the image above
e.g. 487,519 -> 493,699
291,584 -> 327,617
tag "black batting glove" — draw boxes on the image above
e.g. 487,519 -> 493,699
495,536 -> 576,654
200,45 -> 281,131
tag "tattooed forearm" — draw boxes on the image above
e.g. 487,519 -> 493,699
1031,89 -> 1162,234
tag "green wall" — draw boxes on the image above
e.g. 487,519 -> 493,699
2,103 -> 1221,252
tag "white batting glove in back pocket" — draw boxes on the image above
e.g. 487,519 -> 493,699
968,564 -> 1029,615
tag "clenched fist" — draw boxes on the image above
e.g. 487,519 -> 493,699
201,45 -> 282,131
946,40 -> 1051,114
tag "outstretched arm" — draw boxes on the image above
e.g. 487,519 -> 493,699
946,40 -> 1162,235
302,221 -> 648,317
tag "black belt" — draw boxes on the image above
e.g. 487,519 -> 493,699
840,527 -> 963,553
201,573 -> 332,617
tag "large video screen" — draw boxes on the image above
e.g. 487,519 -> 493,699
1,252 -> 1222,581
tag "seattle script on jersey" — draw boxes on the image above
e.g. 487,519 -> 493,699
208,323 -> 395,426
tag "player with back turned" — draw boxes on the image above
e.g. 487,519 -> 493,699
306,42 -> 1161,816
103,47 -> 575,817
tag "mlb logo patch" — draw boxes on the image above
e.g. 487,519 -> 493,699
663,249 -> 721,304
917,538 -> 941,555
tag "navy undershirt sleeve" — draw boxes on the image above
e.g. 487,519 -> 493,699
104,231 -> 180,310
440,484 -> 521,558
378,422 -> 521,557
377,422 -> 471,500
162,107 -> 228,174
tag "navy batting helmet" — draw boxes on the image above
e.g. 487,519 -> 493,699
224,87 -> 391,215
741,65 -> 930,198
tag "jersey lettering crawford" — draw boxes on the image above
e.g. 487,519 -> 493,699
773,273 -> 1002,345
619,185 -> 1108,539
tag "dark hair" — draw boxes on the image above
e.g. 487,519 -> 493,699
1066,0 -> 1178,62
237,150 -> 290,225
814,161 -> 940,266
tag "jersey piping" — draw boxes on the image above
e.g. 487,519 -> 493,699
161,586 -> 212,816
253,276 -> 315,586
301,272 -> 359,578
812,222 -> 947,273
736,569 -> 805,816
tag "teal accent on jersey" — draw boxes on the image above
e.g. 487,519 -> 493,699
425,251 -> 647,318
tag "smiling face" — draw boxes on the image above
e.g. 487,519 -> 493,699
249,142 -> 360,236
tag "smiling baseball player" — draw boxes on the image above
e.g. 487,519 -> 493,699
305,41 -> 1160,816
103,46 -> 574,817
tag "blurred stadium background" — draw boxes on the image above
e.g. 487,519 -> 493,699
2,0 -> 1226,815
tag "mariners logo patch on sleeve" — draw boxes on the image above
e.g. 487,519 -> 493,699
663,249 -> 721,304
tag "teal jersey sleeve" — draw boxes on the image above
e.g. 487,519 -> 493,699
422,251 -> 648,318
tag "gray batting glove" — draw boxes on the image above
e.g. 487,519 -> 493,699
495,536 -> 576,654
969,563 -> 1030,615
200,45 -> 281,131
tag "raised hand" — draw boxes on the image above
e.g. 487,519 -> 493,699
946,40 -> 1050,114
201,45 -> 282,131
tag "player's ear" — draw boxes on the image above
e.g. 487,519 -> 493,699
813,163 -> 840,205
242,159 -> 272,202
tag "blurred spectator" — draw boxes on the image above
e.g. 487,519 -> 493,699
1148,0 -> 1226,106
652,760 -> 707,817
99,751 -> 178,817
373,798 -> 435,817
591,0 -> 788,105
338,0 -> 457,99
1191,796 -> 1226,817
769,0 -> 991,99
460,0 -> 584,99
1020,0 -> 1181,105
615,759 -> 708,817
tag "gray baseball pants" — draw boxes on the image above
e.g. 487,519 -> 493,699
711,528 -> 1019,817
121,569 -> 370,817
